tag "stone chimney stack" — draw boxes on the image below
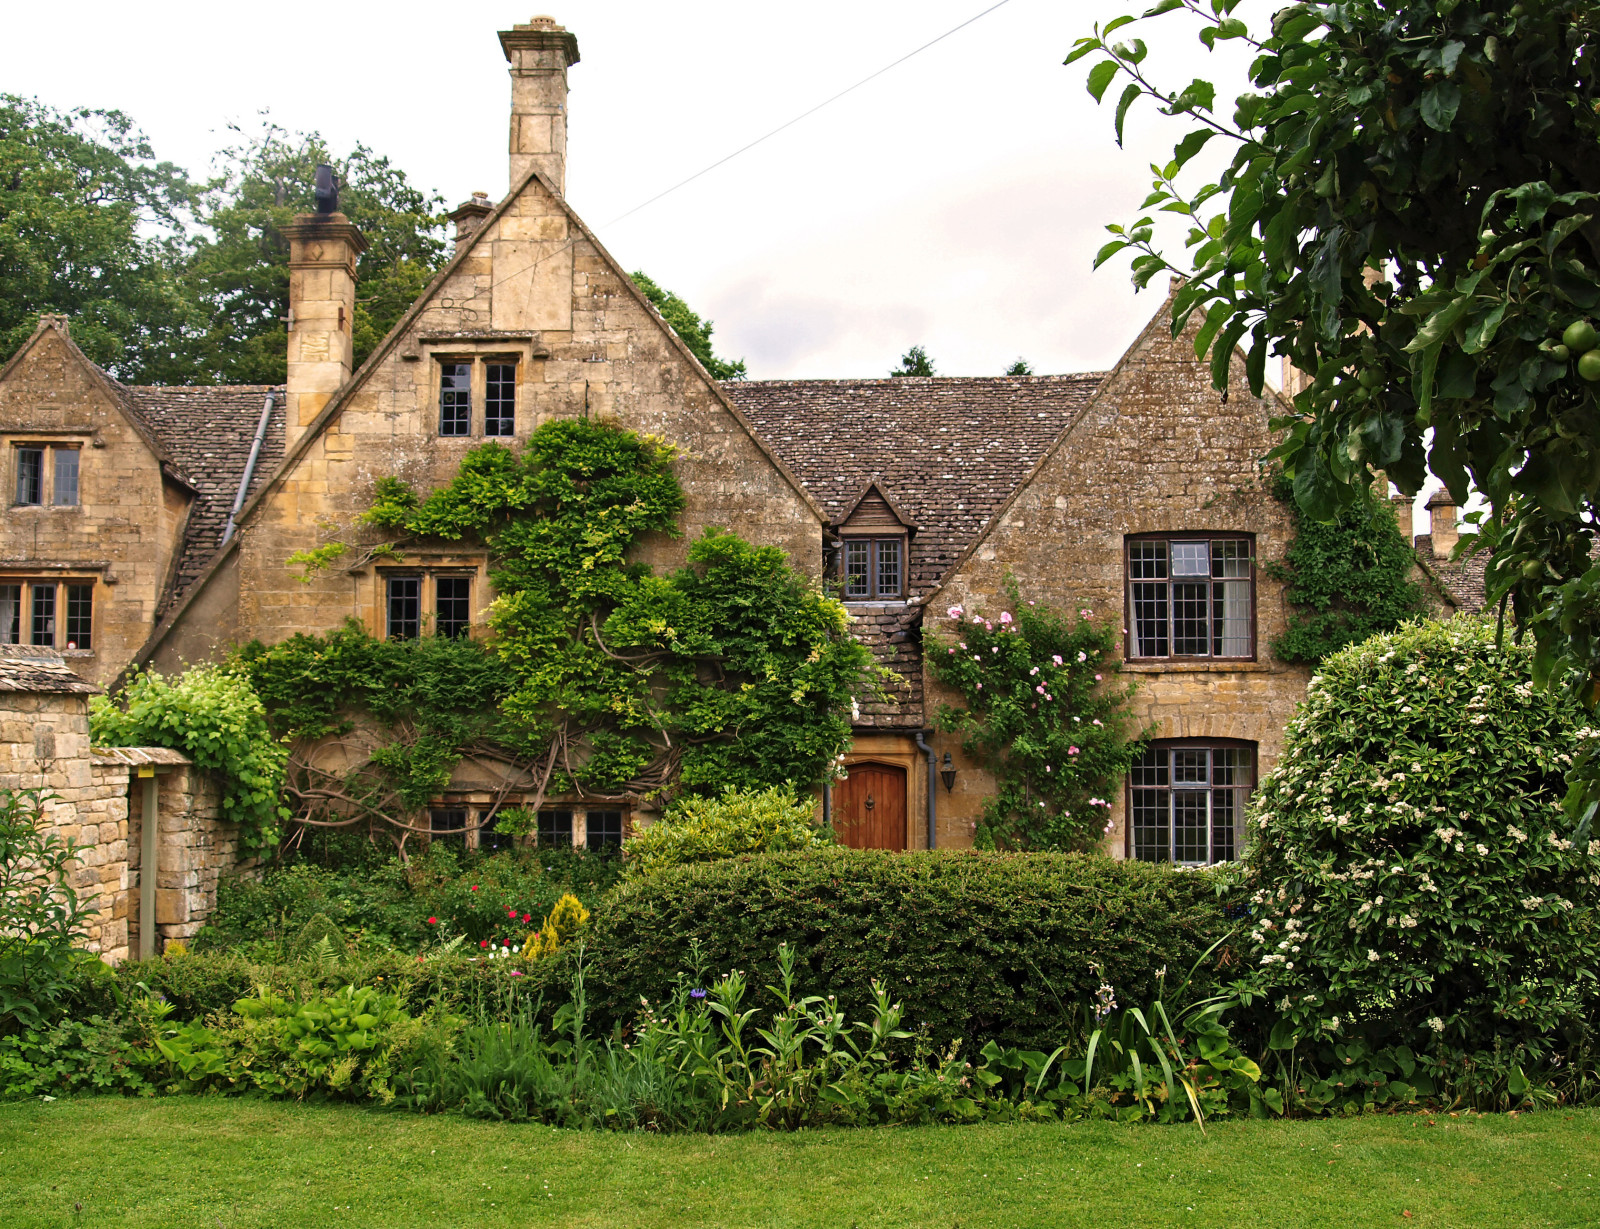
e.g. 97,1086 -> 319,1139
448,193 -> 494,254
499,16 -> 581,197
1427,490 -> 1459,560
282,211 -> 367,450
1390,490 -> 1413,543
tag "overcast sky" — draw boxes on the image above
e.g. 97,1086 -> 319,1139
8,0 -> 1266,382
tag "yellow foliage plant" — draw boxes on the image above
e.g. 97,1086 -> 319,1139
520,893 -> 590,960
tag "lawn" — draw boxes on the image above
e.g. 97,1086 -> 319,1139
0,1099 -> 1596,1228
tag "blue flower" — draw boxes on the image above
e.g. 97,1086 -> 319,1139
690,988 -> 707,1000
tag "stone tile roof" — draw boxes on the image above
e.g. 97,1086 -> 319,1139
90,745 -> 191,768
1414,535 -> 1490,612
0,645 -> 100,694
121,385 -> 285,612
726,374 -> 1105,727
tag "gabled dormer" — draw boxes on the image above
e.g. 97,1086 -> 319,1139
833,479 -> 916,603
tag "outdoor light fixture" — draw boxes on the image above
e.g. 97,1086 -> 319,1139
940,752 -> 957,793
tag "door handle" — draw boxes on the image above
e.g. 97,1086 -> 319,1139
865,794 -> 875,810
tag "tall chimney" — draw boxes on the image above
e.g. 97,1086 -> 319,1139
282,210 -> 367,450
499,16 -> 581,196
1426,490 -> 1459,560
1389,490 -> 1413,543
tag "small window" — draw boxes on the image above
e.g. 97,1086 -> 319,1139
436,577 -> 471,639
15,448 -> 42,506
430,807 -> 467,847
538,808 -> 573,848
840,537 -> 905,601
30,584 -> 54,647
1128,741 -> 1255,865
484,363 -> 516,437
52,449 -> 79,507
477,810 -> 515,853
439,362 -> 472,436
64,584 -> 92,651
0,585 -> 20,645
586,809 -> 623,851
386,576 -> 421,640
1127,535 -> 1254,659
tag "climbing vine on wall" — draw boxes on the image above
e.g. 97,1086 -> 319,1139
928,582 -> 1147,851
1266,472 -> 1427,665
249,418 -> 879,843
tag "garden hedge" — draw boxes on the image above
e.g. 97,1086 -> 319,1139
582,848 -> 1233,1050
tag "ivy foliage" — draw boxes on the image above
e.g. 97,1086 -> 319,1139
1267,472 -> 1426,663
267,417 -> 874,820
1239,618 -> 1600,1058
89,666 -> 289,855
1070,0 -> 1600,828
928,583 -> 1147,850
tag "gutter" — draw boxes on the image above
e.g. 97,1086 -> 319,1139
914,728 -> 937,850
222,389 -> 275,546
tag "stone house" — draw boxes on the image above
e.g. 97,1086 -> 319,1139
0,15 -> 1487,865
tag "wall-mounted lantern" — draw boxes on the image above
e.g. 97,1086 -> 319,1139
940,752 -> 957,793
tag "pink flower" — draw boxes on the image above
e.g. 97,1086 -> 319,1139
522,913 -> 533,923
973,655 -> 982,662
1077,651 -> 1088,662
1044,694 -> 1053,701
1080,609 -> 1092,618
975,682 -> 983,690
1068,746 -> 1080,756
470,885 -> 479,892
948,605 -> 964,619
1052,655 -> 1063,666
1028,600 -> 1036,606
972,615 -> 984,625
999,612 -> 1013,625
1036,684 -> 1046,694
1094,673 -> 1103,681
510,970 -> 524,977
1093,718 -> 1103,726
959,642 -> 967,649
948,647 -> 956,654
1030,667 -> 1040,676
984,621 -> 993,631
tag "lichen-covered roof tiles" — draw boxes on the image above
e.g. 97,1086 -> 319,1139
121,385 -> 285,612
0,645 -> 100,693
1414,534 -> 1490,612
727,374 -> 1105,727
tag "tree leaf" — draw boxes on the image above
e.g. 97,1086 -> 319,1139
1509,181 -> 1556,229
1420,82 -> 1461,132
1462,301 -> 1508,355
1115,83 -> 1142,147
1173,127 -> 1218,170
1094,239 -> 1131,269
1087,59 -> 1120,103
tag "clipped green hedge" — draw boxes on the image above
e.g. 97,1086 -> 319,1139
581,849 -> 1233,1050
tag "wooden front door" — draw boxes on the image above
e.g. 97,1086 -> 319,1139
833,762 -> 907,850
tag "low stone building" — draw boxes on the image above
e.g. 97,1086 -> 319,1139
0,645 -> 239,960
0,15 -> 1488,866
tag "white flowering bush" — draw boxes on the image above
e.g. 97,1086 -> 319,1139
1241,617 -> 1600,1057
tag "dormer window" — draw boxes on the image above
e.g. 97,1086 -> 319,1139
833,481 -> 915,604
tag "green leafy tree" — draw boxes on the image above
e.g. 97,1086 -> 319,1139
1267,473 -> 1426,663
1004,358 -> 1034,376
0,95 -> 196,381
890,345 -> 936,377
928,582 -> 1147,850
1070,0 -> 1600,829
185,121 -> 448,383
629,271 -> 747,380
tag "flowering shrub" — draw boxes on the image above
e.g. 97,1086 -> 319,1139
928,583 -> 1146,849
622,784 -> 831,877
1240,617 -> 1600,1058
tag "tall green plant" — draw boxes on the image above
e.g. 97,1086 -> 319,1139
90,665 -> 288,854
928,583 -> 1146,849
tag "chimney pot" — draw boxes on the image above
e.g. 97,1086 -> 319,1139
447,194 -> 495,253
1426,489 -> 1459,560
281,211 -> 366,450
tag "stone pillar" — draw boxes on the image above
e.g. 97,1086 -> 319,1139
1390,490 -> 1413,542
281,214 -> 367,451
499,16 -> 581,196
1427,491 -> 1459,559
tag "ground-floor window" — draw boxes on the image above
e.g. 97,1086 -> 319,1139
1127,740 -> 1255,865
0,579 -> 93,650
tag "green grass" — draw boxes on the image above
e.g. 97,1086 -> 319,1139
1,1099 -> 1597,1228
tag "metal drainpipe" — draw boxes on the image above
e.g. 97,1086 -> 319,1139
914,729 -> 937,850
138,767 -> 158,960
221,389 -> 276,546
821,777 -> 832,831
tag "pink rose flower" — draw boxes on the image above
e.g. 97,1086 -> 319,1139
999,612 -> 1013,625
1068,746 -> 1079,755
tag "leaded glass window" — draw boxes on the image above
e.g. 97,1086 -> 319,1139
1128,742 -> 1254,864
839,537 -> 906,601
386,576 -> 421,640
485,363 -> 516,436
1126,536 -> 1254,659
439,362 -> 472,436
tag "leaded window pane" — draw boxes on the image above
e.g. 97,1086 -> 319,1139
1211,787 -> 1237,863
1216,579 -> 1251,656
30,584 -> 54,647
1131,786 -> 1169,862
1212,539 -> 1251,579
1129,745 -> 1168,788
15,449 -> 41,506
876,538 -> 901,597
478,810 -> 514,853
485,363 -> 515,436
0,585 -> 19,645
439,363 -> 471,436
1171,541 -> 1209,576
844,541 -> 870,598
1129,540 -> 1167,580
1172,789 -> 1209,864
52,449 -> 79,506
538,808 -> 573,847
586,809 -> 623,850
430,807 -> 467,846
1132,581 -> 1168,657
1171,581 -> 1210,655
436,577 -> 470,639
1172,749 -> 1208,784
387,576 -> 421,640
65,584 -> 92,651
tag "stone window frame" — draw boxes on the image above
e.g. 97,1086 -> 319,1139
838,533 -> 907,602
9,440 -> 83,509
0,576 -> 95,653
1123,532 -> 1257,663
429,352 -> 522,441
422,802 -> 631,852
1125,738 -> 1256,866
377,568 -> 477,641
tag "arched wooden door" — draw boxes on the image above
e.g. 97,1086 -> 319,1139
833,762 -> 907,850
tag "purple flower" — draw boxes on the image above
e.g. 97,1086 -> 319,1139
690,988 -> 707,1000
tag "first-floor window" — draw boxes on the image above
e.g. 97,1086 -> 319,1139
436,577 -> 471,638
53,449 -> 79,506
1127,535 -> 1254,659
387,576 -> 421,640
485,363 -> 516,436
586,809 -> 623,850
14,448 -> 42,506
0,581 -> 91,649
439,362 -> 472,436
842,536 -> 904,600
1128,741 -> 1254,865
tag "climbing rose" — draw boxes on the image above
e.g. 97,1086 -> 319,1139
1068,746 -> 1079,756
999,611 -> 1013,625
948,605 -> 964,619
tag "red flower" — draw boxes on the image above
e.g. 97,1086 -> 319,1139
521,913 -> 532,923
470,885 -> 479,892
427,916 -> 438,925
479,939 -> 489,949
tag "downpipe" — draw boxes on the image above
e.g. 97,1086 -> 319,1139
914,728 -> 937,850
